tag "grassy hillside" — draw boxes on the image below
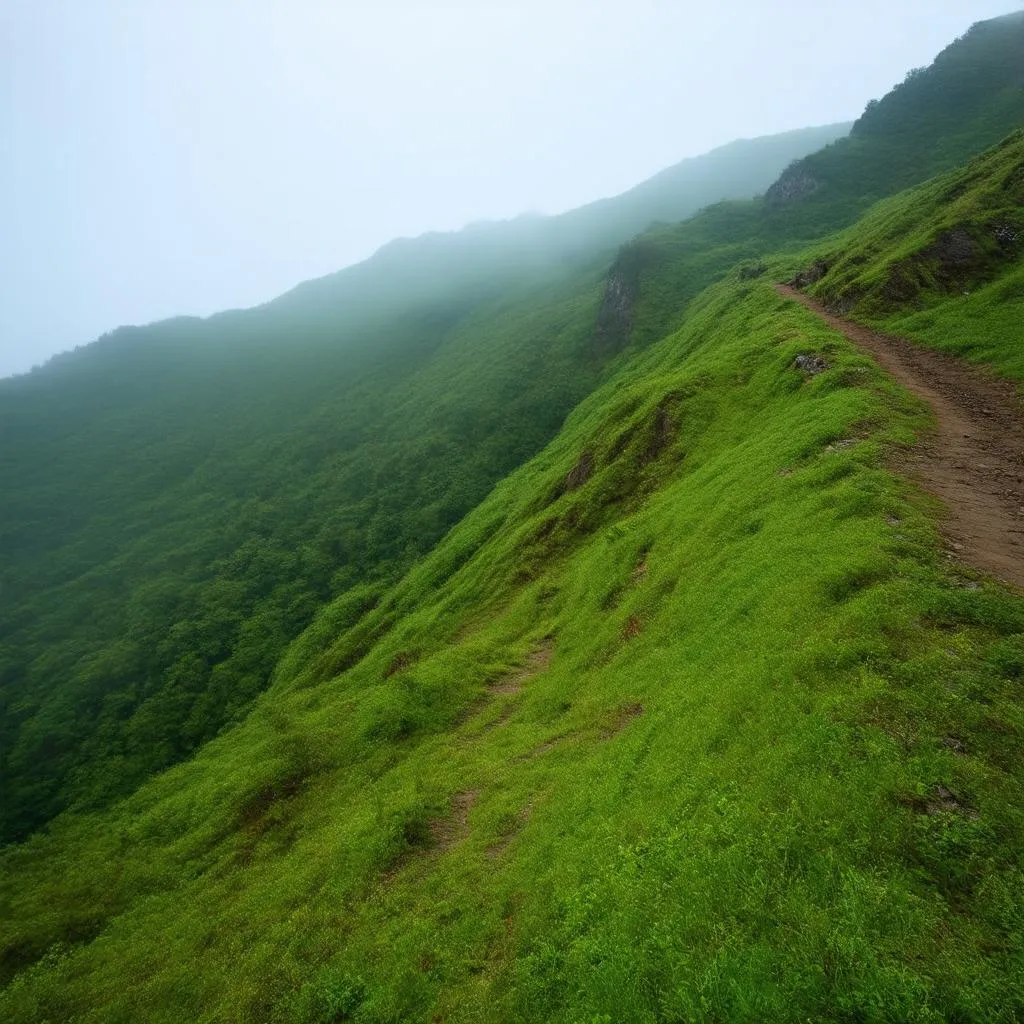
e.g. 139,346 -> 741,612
3,134 -> 1024,1022
0,125 -> 850,845
4,7 -> 1020,847
0,263 -> 607,843
802,129 -> 1024,378
568,15 -> 1024,362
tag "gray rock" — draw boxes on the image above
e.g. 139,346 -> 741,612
794,354 -> 830,375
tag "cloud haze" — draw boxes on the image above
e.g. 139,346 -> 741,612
2,0 -> 1018,376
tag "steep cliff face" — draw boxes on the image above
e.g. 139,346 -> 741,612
590,246 -> 642,358
765,161 -> 820,205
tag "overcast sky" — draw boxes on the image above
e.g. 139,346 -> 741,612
1,1 -> 1019,377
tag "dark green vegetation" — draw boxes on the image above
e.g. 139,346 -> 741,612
2,11 -> 1024,1023
0,123 -> 847,844
806,129 -> 1024,378
766,11 -> 1024,226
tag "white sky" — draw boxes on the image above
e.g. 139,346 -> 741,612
1,1 -> 1019,376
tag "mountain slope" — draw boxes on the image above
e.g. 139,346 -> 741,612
804,127 -> 1024,377
0,124 -> 849,844
2,12 -> 1024,1020
3,135 -> 1024,1018
6,6 -> 1020,846
765,11 -> 1024,225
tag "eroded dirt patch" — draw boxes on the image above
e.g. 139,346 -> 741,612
486,802 -> 534,859
902,784 -> 978,819
428,790 -> 481,852
488,642 -> 554,696
600,702 -> 645,739
778,283 -> 1024,588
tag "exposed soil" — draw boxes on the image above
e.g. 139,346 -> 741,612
599,702 -> 645,739
488,643 -> 554,696
564,451 -> 595,492
520,735 -> 569,760
428,790 -> 480,852
621,615 -> 642,640
777,284 -> 1024,588
460,641 -> 555,733
486,802 -> 534,859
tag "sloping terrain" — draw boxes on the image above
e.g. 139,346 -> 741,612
3,9 -> 1019,848
780,281 -> 1024,585
3,128 -> 1024,1022
0,124 -> 848,844
803,128 -> 1024,376
766,11 -> 1024,227
2,11 -> 1024,1023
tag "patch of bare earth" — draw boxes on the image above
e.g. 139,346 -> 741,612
519,735 -> 569,760
381,790 -> 481,883
473,640 -> 555,733
428,790 -> 481,852
902,784 -> 978,819
778,283 -> 1024,588
488,642 -> 554,696
599,702 -> 644,739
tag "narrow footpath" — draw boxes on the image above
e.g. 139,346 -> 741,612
777,283 -> 1024,588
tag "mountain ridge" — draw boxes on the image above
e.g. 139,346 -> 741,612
2,11 -> 1024,1021
4,130 -> 1024,1019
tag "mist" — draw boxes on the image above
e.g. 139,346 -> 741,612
2,0 -> 1018,377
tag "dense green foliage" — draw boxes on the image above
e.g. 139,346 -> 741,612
767,11 -> 1024,228
0,264 -> 604,842
805,130 -> 1024,377
3,220 -> 1024,1019
0,127 -> 848,844
1,11 -> 1023,1022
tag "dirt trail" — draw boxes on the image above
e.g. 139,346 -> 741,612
777,284 -> 1024,588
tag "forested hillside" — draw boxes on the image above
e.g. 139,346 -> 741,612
765,10 -> 1024,223
0,123 -> 847,844
3,125 -> 1023,1022
2,10 -> 1024,1023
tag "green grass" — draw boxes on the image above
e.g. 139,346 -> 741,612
805,130 -> 1024,380
3,272 -> 1023,1022
0,123 -> 849,846
3,20 -> 1024,1017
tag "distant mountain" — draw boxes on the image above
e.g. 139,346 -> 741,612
260,122 -> 851,322
551,124 -> 852,251
590,9 -> 1024,352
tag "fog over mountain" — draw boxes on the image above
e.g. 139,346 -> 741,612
2,0 -> 1017,376
4,6 -> 1024,1018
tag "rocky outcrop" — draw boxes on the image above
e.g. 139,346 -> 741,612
788,259 -> 831,289
592,246 -> 642,358
993,221 -> 1019,247
765,160 -> 819,205
927,226 -> 979,272
793,354 -> 830,376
